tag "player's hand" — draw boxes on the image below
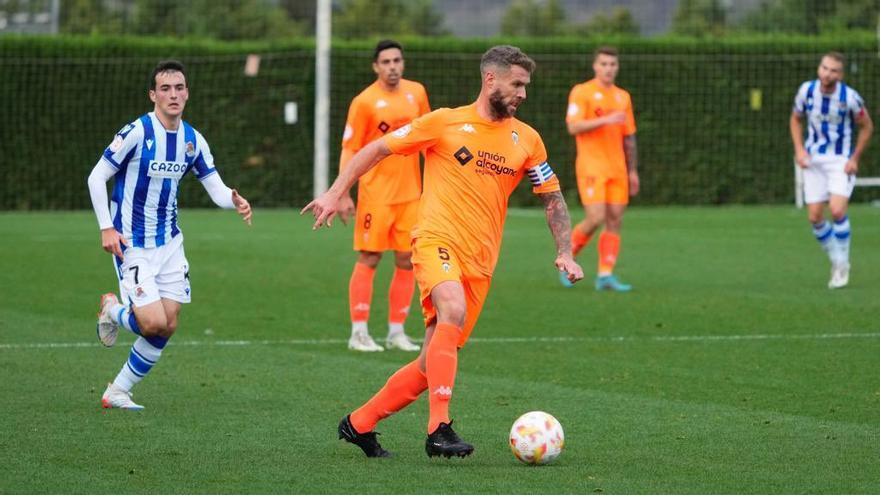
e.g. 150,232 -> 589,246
337,194 -> 356,226
845,158 -> 859,175
101,228 -> 126,260
301,192 -> 342,230
232,189 -> 252,226
555,255 -> 584,284
795,149 -> 811,169
628,170 -> 640,197
605,112 -> 626,125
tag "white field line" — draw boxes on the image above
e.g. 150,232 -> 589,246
1,332 -> 879,350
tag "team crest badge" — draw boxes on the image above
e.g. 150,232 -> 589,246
511,130 -> 519,145
185,141 -> 196,157
109,135 -> 124,153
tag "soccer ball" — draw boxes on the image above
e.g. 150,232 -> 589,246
509,411 -> 565,465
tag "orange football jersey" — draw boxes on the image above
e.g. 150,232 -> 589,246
383,103 -> 560,276
566,78 -> 636,178
341,78 -> 430,204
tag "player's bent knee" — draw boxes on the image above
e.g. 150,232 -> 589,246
436,304 -> 466,327
136,315 -> 170,336
160,321 -> 178,338
829,207 -> 848,221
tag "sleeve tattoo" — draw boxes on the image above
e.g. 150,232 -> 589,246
624,135 -> 638,173
539,190 -> 573,256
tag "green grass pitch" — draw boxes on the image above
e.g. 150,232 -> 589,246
1,206 -> 878,493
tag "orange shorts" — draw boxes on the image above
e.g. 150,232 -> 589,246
353,199 -> 419,252
411,237 -> 491,348
577,173 -> 629,205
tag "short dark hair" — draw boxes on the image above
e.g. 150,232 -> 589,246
822,51 -> 846,66
150,60 -> 186,90
593,46 -> 619,61
480,45 -> 536,75
374,39 -> 403,61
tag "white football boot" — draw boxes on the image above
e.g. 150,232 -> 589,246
828,262 -> 850,289
101,383 -> 144,411
96,293 -> 120,347
386,331 -> 420,351
348,331 -> 384,352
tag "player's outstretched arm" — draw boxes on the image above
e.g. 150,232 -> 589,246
302,139 -> 392,230
231,190 -> 252,225
538,190 -> 584,284
87,160 -> 127,259
201,174 -> 252,225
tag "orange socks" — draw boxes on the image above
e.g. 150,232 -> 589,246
348,321 -> 461,435
426,322 -> 461,434
571,225 -> 592,257
350,360 -> 427,433
349,262 -> 375,323
388,268 -> 415,325
597,231 -> 621,275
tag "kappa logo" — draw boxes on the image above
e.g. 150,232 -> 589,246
392,124 -> 412,138
594,92 -> 604,100
511,130 -> 519,145
433,386 -> 452,397
185,141 -> 196,158
406,93 -> 415,103
353,303 -> 370,311
342,124 -> 353,141
146,139 -> 154,150
454,146 -> 474,166
442,262 -> 451,273
459,123 -> 476,134
376,99 -> 388,109
567,103 -> 579,116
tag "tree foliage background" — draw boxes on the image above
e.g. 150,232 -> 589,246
3,0 -> 877,39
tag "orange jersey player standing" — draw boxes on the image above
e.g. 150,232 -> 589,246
564,46 -> 639,292
304,45 -> 584,459
336,40 -> 430,353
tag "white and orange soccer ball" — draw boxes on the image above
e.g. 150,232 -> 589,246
509,411 -> 565,465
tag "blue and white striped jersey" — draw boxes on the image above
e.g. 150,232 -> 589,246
101,112 -> 217,248
793,80 -> 866,157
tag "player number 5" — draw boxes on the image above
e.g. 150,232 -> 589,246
438,247 -> 450,261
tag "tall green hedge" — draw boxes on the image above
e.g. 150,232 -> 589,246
1,34 -> 878,210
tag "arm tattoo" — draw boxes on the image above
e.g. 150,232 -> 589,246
539,190 -> 573,256
624,135 -> 638,173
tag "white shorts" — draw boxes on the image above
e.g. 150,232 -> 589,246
113,233 -> 191,307
803,154 -> 856,204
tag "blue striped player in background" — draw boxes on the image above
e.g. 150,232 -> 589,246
790,51 -> 873,289
87,60 -> 252,410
